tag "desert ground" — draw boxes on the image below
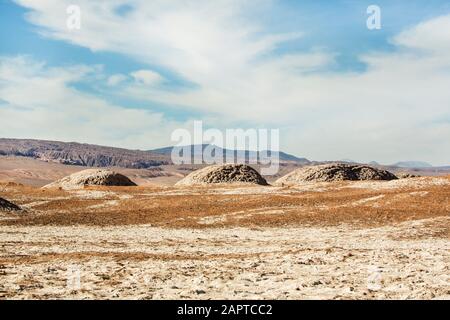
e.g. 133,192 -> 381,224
0,156 -> 449,300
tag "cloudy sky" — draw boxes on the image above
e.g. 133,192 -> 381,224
1,0 -> 450,165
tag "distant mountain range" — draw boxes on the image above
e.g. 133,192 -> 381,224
0,138 -> 310,169
0,138 -> 169,169
391,161 -> 433,168
0,138 -> 441,170
339,160 -> 434,168
150,144 -> 310,164
339,158 -> 356,163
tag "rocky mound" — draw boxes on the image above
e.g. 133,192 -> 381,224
175,164 -> 268,186
0,197 -> 21,211
276,163 -> 397,185
43,169 -> 137,190
397,172 -> 421,179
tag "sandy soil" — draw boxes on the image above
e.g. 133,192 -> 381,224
0,176 -> 449,299
0,218 -> 448,299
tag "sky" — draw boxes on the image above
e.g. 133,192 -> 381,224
0,0 -> 450,166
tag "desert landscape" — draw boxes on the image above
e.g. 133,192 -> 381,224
0,151 -> 449,300
2,0 -> 450,303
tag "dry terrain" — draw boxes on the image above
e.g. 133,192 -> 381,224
0,156 -> 182,187
0,156 -> 301,187
0,171 -> 449,299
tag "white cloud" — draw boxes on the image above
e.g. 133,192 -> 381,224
130,69 -> 163,85
393,14 -> 450,55
107,73 -> 127,86
7,2 -> 450,165
0,56 -> 183,149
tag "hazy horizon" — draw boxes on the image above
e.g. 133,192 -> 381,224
0,136 -> 445,167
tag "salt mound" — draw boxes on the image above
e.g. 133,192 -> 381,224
43,169 -> 137,190
175,164 -> 268,186
276,163 -> 397,185
0,197 -> 21,211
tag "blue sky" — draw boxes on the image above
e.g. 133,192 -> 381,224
3,1 -> 449,76
1,0 -> 450,165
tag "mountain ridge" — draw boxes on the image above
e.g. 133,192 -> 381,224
150,144 -> 310,164
0,138 -> 310,168
1,138 -> 443,170
0,138 -> 169,169
392,161 -> 433,168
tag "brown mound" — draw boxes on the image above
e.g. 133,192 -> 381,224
0,197 -> 21,211
43,169 -> 137,190
276,163 -> 397,185
175,164 -> 268,186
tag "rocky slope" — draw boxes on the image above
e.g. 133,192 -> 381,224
0,197 -> 21,211
0,138 -> 169,169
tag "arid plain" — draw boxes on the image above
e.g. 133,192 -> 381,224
0,156 -> 449,299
